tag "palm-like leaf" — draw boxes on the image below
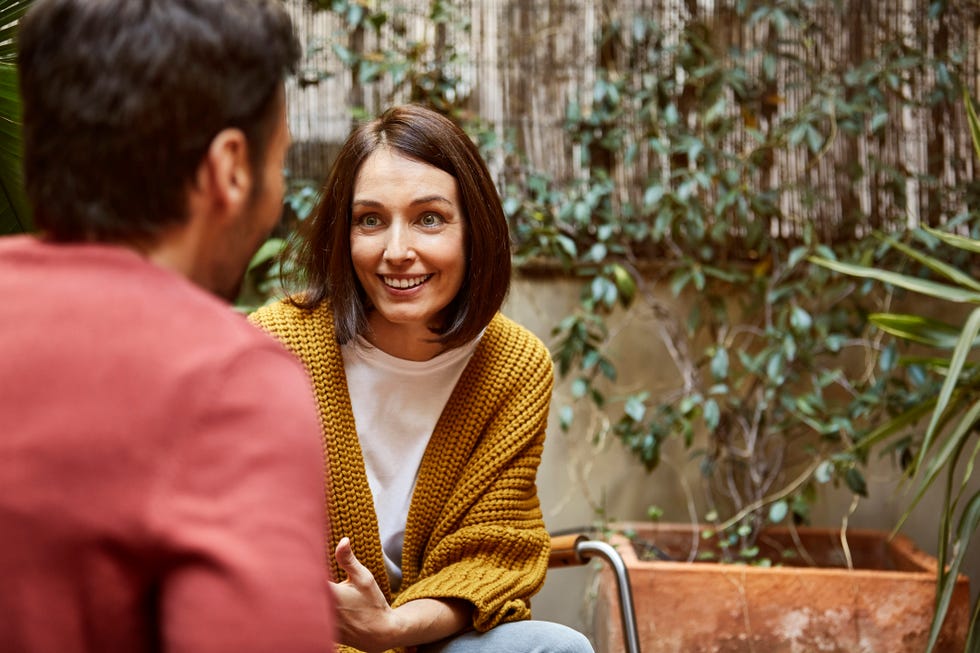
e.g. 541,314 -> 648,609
0,0 -> 33,235
0,0 -> 30,60
870,313 -> 980,349
811,256 -> 980,304
812,90 -> 980,653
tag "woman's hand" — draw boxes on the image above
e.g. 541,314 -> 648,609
329,537 -> 472,652
330,537 -> 400,653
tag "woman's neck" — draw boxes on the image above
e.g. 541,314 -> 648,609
365,313 -> 446,361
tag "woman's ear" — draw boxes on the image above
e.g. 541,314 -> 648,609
197,127 -> 253,215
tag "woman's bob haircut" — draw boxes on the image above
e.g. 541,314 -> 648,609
291,104 -> 512,349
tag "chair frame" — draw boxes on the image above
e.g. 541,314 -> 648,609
549,534 -> 642,653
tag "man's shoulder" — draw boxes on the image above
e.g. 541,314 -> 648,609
0,237 -> 301,381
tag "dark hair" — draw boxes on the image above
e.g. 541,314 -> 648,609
17,0 -> 301,243
293,104 -> 512,349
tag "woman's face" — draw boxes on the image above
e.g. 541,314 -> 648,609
349,148 -> 466,345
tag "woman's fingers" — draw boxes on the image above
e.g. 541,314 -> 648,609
334,536 -> 375,586
328,537 -> 398,652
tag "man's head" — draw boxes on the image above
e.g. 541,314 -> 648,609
17,0 -> 300,252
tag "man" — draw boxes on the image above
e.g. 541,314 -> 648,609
0,1 -> 335,651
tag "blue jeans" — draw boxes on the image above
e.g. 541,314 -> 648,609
418,620 -> 594,653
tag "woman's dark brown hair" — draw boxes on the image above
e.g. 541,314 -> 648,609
292,104 -> 512,349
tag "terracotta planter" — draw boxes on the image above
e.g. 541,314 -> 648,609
595,522 -> 971,653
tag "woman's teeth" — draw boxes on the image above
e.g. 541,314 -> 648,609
383,274 -> 432,289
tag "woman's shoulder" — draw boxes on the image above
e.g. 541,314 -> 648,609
248,297 -> 332,335
485,312 -> 545,345
247,298 -> 342,377
480,312 -> 551,369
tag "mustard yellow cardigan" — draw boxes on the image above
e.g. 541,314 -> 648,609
249,300 -> 553,648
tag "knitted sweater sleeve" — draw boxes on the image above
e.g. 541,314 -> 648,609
393,316 -> 553,633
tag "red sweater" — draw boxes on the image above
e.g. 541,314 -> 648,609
0,236 -> 334,653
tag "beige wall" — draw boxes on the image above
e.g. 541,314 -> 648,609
502,274 -> 980,639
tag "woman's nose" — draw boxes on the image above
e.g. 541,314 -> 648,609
383,223 -> 416,264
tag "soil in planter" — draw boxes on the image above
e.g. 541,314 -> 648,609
630,525 -> 919,570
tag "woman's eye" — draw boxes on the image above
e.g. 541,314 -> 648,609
356,214 -> 381,228
419,213 -> 444,227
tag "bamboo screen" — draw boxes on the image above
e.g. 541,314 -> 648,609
283,1 -> 980,242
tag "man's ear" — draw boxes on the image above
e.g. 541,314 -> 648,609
197,127 -> 252,215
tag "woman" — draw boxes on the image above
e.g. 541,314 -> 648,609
250,105 -> 593,653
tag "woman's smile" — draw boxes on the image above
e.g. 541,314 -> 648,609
382,274 -> 434,290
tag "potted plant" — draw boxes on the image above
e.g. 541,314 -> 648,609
589,90 -> 980,653
805,90 -> 980,653
594,521 -> 970,653
507,5 -> 979,652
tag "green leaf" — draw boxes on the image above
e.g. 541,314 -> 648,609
856,398 -> 937,451
845,467 -> 868,497
555,235 -> 577,258
768,500 -> 789,524
966,88 -> 980,161
811,257 -> 980,304
885,235 -> 980,294
345,2 -> 365,27
0,0 -> 31,64
332,43 -> 357,66
766,352 -> 784,381
588,242 -> 607,262
901,398 -> 980,528
878,342 -> 897,372
703,399 -> 720,431
805,125 -> 824,153
610,263 -> 637,307
625,395 -> 646,422
815,461 -> 833,483
558,405 -> 574,431
679,395 -> 702,415
246,238 -> 285,271
790,306 -> 813,332
924,491 -> 980,653
710,348 -> 729,381
915,307 -> 980,475
870,111 -> 889,133
923,225 -> 980,256
642,184 -> 665,210
787,246 -> 809,269
870,313 -> 980,349
0,60 -> 31,234
669,269 -> 690,297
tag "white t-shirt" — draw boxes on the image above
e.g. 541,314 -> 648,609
341,334 -> 480,591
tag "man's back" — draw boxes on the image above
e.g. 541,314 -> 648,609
0,236 -> 333,652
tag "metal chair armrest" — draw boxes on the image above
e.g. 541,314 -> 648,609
547,533 -> 642,653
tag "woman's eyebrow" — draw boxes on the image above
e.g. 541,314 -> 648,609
351,198 -> 383,208
352,195 -> 455,207
411,194 -> 454,206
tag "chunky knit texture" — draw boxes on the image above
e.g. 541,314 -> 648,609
249,300 -> 553,652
